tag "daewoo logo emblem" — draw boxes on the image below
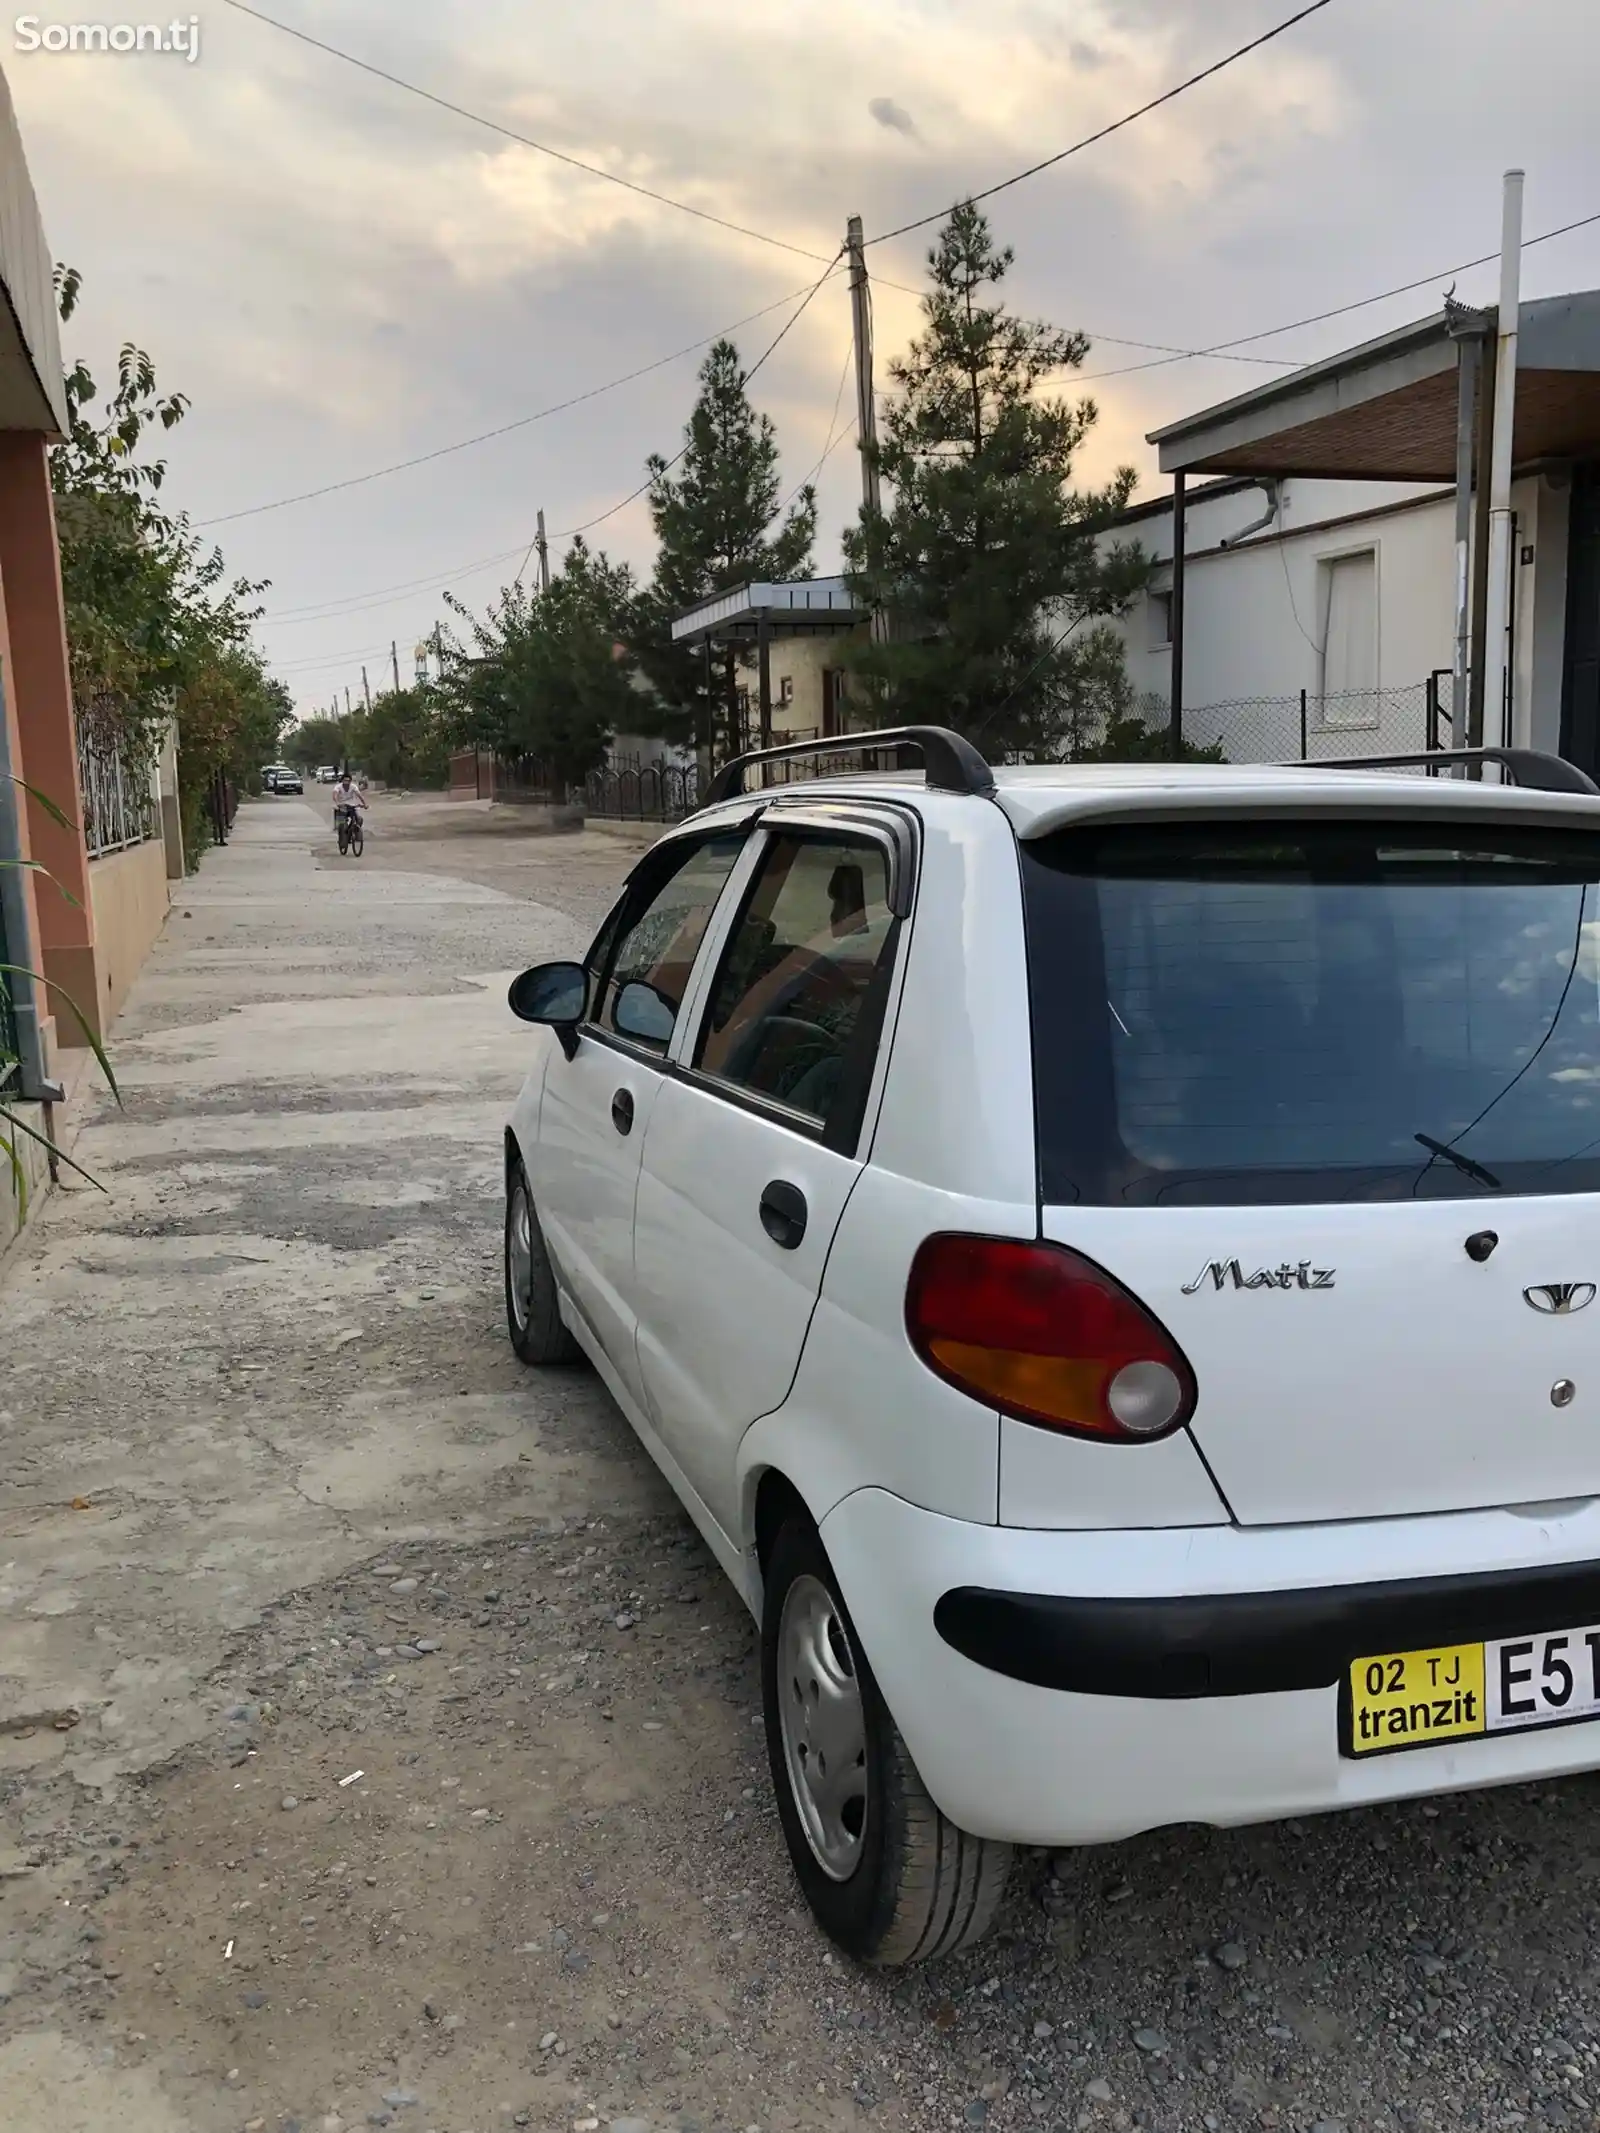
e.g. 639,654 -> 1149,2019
1523,1283 -> 1597,1315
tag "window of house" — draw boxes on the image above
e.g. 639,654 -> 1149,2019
778,676 -> 795,707
1148,588 -> 1173,649
1318,550 -> 1379,727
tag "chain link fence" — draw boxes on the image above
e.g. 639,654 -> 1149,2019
1170,681 -> 1441,766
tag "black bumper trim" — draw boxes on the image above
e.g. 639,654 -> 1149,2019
933,1556 -> 1600,1700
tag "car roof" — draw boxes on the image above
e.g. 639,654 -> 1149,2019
685,761 -> 1600,839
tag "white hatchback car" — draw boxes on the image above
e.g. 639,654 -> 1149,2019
502,725 -> 1600,1965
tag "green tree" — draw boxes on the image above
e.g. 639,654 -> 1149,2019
442,541 -> 641,793
639,340 -> 817,761
352,687 -> 450,790
283,715 -> 353,774
842,203 -> 1149,758
50,265 -> 276,858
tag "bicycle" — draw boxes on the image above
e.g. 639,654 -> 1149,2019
335,804 -> 365,858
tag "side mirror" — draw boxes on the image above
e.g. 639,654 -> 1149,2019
613,980 -> 677,1047
508,962 -> 587,1051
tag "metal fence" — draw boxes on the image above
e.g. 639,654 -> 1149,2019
77,715 -> 156,857
1169,681 -> 1439,766
584,760 -> 701,821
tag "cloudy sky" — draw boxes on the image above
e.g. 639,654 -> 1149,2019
9,0 -> 1600,715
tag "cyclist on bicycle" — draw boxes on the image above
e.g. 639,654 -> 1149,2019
332,773 -> 366,836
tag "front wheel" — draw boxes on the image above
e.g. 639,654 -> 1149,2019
349,818 -> 364,857
762,1517 -> 1012,1965
336,817 -> 349,854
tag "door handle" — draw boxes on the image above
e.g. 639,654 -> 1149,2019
759,1179 -> 808,1250
611,1088 -> 635,1136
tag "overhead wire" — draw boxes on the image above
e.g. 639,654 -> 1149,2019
200,272 -> 845,528
218,0 -> 834,265
864,0 -> 1339,248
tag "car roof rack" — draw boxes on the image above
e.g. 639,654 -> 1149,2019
1293,746 -> 1598,796
702,725 -> 996,807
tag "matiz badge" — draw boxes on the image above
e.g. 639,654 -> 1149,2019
1182,1258 -> 1336,1294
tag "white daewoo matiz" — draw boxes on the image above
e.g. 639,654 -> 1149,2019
501,725 -> 1600,1965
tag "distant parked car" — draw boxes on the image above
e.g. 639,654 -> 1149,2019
261,765 -> 280,792
274,768 -> 303,794
316,766 -> 338,784
502,722 -> 1600,1967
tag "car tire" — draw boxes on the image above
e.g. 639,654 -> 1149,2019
761,1515 -> 1012,1966
504,1160 -> 580,1365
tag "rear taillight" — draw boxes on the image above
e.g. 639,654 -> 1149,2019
905,1234 -> 1197,1443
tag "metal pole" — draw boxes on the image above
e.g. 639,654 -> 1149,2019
757,610 -> 773,781
1299,687 -> 1308,762
1468,328 -> 1497,752
391,640 -> 401,693
362,665 -> 371,711
0,659 -> 63,1100
535,509 -> 550,594
344,686 -> 351,718
1444,305 -> 1488,747
1485,170 -> 1524,747
1169,471 -> 1187,760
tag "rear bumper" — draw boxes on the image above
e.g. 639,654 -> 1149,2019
820,1488 -> 1600,1847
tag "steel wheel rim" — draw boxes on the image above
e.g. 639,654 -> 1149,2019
507,1184 -> 533,1333
777,1572 -> 869,1882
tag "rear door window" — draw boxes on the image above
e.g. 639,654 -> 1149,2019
1023,818 -> 1600,1204
692,831 -> 897,1143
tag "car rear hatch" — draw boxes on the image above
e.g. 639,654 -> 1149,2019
1020,807 -> 1600,1526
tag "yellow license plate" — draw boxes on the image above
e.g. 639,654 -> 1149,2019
1345,1643 -> 1487,1756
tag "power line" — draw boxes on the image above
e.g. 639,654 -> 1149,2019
1073,205 -> 1600,385
200,274 -> 843,528
865,0 -> 1340,247
218,0 -> 834,266
264,543 -> 532,622
548,252 -> 842,540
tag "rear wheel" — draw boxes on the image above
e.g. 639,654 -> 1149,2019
762,1516 -> 1012,1965
504,1160 -> 579,1365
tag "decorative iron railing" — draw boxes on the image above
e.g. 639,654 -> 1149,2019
76,713 -> 156,858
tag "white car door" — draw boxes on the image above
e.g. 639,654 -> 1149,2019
530,824 -> 749,1401
631,810 -> 911,1536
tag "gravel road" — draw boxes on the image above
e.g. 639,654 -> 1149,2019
3,793 -> 1599,2133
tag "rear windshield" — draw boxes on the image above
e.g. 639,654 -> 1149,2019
1023,818 -> 1600,1205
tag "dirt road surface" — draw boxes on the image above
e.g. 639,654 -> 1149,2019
4,792 -> 1600,2133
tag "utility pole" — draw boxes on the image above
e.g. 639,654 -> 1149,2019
1484,169 -> 1524,748
362,665 -> 372,711
847,214 -> 886,656
535,508 -> 550,593
391,640 -> 401,693
344,686 -> 352,720
845,216 -> 881,520
433,625 -> 444,680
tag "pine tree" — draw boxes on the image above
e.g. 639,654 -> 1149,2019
638,340 -> 817,761
843,202 -> 1150,758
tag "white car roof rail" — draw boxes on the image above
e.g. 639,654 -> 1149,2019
702,725 -> 995,807
1295,747 -> 1598,796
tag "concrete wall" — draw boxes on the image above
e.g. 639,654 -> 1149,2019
87,839 -> 169,1032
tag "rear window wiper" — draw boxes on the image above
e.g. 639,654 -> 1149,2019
1415,1132 -> 1502,1190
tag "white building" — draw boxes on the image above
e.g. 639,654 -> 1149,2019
1100,289 -> 1600,773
